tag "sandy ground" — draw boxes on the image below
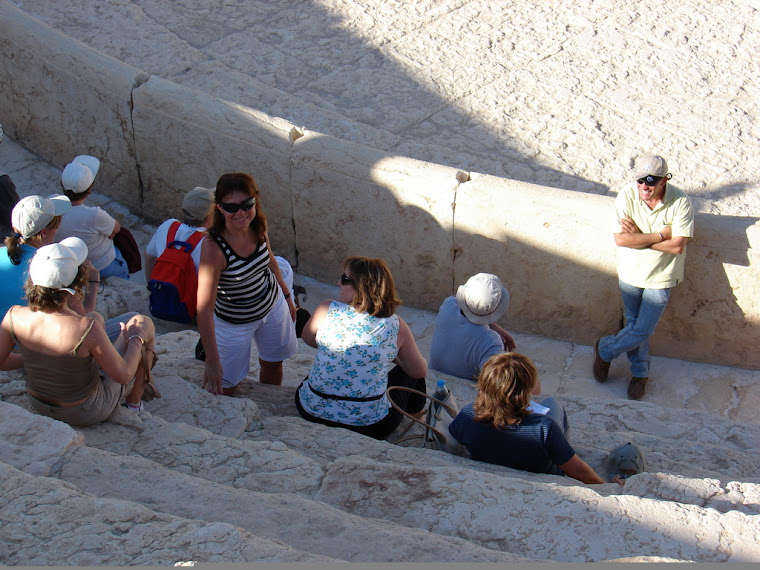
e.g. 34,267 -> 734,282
7,0 -> 760,218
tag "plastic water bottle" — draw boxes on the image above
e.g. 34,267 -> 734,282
432,379 -> 449,412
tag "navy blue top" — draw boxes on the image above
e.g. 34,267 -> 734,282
449,403 -> 576,476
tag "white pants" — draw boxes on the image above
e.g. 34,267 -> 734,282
216,257 -> 297,388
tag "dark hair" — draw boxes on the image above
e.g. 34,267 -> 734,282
182,214 -> 205,227
474,352 -> 538,430
4,215 -> 63,265
0,174 -> 19,240
343,256 -> 402,318
61,187 -> 91,202
26,263 -> 88,312
209,173 -> 267,244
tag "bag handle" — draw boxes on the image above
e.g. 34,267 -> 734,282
386,385 -> 458,443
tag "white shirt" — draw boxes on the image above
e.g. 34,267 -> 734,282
56,204 -> 117,270
146,219 -> 206,272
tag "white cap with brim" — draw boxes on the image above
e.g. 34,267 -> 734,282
61,155 -> 100,193
182,186 -> 215,221
633,154 -> 668,180
456,273 -> 510,325
29,238 -> 88,295
11,194 -> 71,239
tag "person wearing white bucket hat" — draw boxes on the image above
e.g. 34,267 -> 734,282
0,238 -> 158,426
0,194 -> 71,319
57,154 -> 129,280
429,273 -> 516,380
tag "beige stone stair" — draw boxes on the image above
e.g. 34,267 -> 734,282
1,272 -> 759,563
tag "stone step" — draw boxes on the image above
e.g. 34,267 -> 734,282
2,310 -> 760,563
57,445 -> 526,563
3,355 -> 760,564
311,455 -> 760,563
0,460 -> 335,565
0,401 -> 525,562
7,394 -> 758,563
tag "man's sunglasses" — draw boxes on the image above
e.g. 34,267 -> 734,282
219,198 -> 256,213
340,273 -> 353,285
636,175 -> 663,186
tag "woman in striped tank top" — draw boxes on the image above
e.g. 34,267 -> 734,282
197,173 -> 298,395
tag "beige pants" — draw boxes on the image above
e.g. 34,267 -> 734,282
28,374 -> 135,427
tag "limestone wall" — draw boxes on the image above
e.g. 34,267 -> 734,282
0,0 -> 757,368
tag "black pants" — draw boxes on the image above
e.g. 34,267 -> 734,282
294,365 -> 426,440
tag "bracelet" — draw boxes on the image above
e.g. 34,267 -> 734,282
658,233 -> 664,242
88,280 -> 101,284
283,292 -> 291,299
127,334 -> 144,345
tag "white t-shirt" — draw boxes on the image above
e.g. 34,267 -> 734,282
56,204 -> 117,270
146,219 -> 206,272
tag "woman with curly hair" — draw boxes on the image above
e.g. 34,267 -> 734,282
0,238 -> 156,426
295,256 -> 428,439
449,352 -> 604,484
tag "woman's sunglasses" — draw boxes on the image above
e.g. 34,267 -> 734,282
340,273 -> 353,285
219,197 -> 256,213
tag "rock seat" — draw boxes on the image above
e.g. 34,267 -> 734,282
2,321 -> 760,562
0,259 -> 758,563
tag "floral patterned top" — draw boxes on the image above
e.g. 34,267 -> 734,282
297,301 -> 400,425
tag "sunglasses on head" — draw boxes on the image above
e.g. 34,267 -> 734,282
636,175 -> 663,186
340,272 -> 353,285
219,197 -> 256,213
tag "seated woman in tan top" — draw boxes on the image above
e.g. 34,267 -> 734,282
0,237 -> 156,426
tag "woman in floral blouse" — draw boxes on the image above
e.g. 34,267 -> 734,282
295,256 -> 428,439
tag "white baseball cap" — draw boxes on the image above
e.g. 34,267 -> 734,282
61,155 -> 100,193
456,273 -> 510,325
633,155 -> 669,180
11,194 -> 71,238
29,237 -> 88,294
182,186 -> 215,221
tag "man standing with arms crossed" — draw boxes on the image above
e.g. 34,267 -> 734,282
593,155 -> 694,400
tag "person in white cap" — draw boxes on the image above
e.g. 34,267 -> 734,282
0,194 -> 71,319
593,154 -> 694,400
57,155 -> 129,280
429,272 -> 516,380
0,238 -> 157,426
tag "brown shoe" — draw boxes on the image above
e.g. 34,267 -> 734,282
627,377 -> 649,400
593,339 -> 610,383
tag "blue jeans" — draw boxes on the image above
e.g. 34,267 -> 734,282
599,280 -> 671,377
539,396 -> 569,437
100,246 -> 130,280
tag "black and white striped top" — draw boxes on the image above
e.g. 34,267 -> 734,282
213,234 -> 277,324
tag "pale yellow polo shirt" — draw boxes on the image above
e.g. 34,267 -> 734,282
613,183 -> 694,289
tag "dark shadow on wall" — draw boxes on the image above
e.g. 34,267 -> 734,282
292,138 -> 759,370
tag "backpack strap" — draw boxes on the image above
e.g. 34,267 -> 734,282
184,229 -> 204,251
166,221 -> 181,245
165,220 -> 204,253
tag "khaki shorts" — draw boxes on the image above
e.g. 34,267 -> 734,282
28,373 -> 135,427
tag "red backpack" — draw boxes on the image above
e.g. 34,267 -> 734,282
147,221 -> 204,323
